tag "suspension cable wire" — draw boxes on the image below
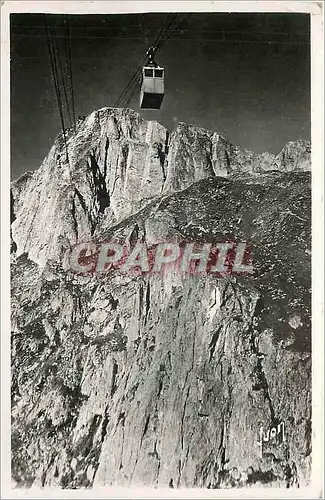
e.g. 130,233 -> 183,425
52,24 -> 73,128
157,13 -> 191,49
124,79 -> 140,108
152,13 -> 177,49
155,14 -> 178,49
49,26 -> 70,134
113,56 -> 146,107
114,62 -> 144,105
45,23 -> 66,131
114,64 -> 143,105
44,16 -> 70,163
63,15 -> 76,130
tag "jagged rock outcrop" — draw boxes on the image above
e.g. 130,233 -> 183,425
11,108 -> 310,266
11,108 -> 311,489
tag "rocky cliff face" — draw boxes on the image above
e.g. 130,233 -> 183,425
11,108 -> 311,489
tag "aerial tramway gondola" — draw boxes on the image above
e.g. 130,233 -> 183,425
140,45 -> 164,110
114,14 -> 189,111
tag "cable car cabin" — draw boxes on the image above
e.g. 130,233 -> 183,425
140,66 -> 164,110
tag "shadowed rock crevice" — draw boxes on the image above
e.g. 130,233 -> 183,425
88,152 -> 110,215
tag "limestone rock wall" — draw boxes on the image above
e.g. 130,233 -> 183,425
11,108 -> 311,490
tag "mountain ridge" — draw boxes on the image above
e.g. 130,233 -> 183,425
11,107 -> 311,489
11,107 -> 310,267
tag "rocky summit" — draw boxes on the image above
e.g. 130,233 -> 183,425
11,107 -> 311,489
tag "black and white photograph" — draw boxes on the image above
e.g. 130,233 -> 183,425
1,0 -> 323,497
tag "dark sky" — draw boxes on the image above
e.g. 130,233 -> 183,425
10,12 -> 310,179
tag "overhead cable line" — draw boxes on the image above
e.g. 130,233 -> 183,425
44,15 -> 77,165
155,14 -> 178,49
52,24 -> 73,127
154,13 -> 177,49
63,16 -> 76,130
114,55 -> 147,107
125,80 -> 140,108
156,13 -> 191,49
44,17 -> 70,162
13,34 -> 309,44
